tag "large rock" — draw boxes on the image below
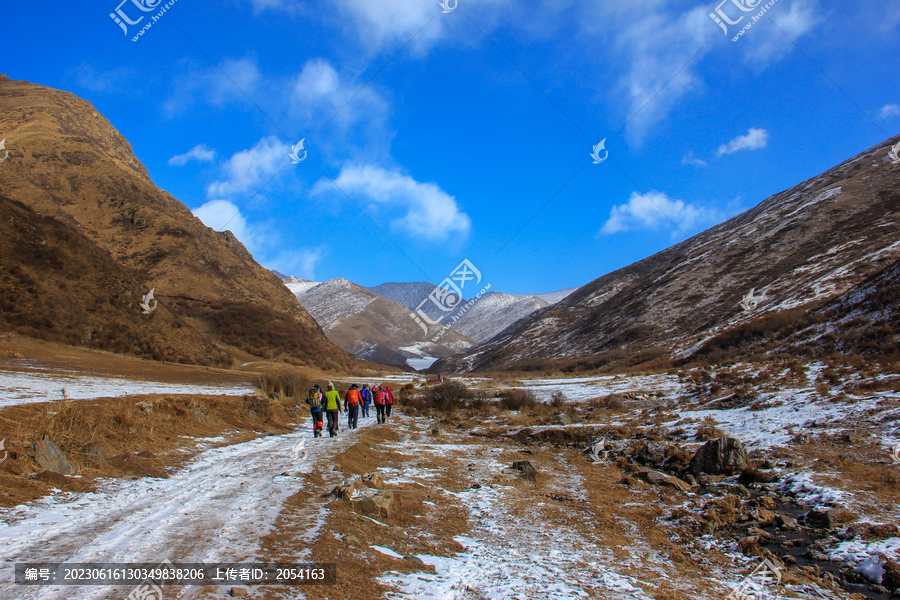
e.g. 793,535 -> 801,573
511,460 -> 537,482
353,490 -> 393,517
688,436 -> 748,476
29,436 -> 74,475
635,470 -> 692,492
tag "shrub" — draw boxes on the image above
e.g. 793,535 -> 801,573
257,372 -> 308,402
499,388 -> 537,411
550,390 -> 568,408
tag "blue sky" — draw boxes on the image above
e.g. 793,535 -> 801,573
5,0 -> 899,295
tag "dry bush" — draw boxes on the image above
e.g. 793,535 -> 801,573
590,395 -> 624,410
550,390 -> 567,408
499,389 -> 537,411
695,416 -> 725,441
257,372 -> 309,403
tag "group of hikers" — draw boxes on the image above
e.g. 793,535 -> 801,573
304,382 -> 396,437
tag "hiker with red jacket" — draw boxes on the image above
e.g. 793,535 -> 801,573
345,384 -> 362,429
384,386 -> 395,420
374,384 -> 387,424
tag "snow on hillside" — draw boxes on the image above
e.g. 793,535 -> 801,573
532,286 -> 579,305
292,278 -> 377,331
282,275 -> 321,297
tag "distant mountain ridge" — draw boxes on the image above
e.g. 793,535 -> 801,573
277,275 -> 475,369
369,282 -> 576,342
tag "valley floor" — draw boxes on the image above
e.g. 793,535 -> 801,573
0,360 -> 898,599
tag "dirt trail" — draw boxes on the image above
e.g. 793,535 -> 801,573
0,420 -> 368,600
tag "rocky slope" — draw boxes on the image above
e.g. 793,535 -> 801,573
282,276 -> 476,369
436,136 -> 900,372
0,74 -> 354,370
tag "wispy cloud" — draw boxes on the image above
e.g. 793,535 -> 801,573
600,190 -> 723,238
169,144 -> 217,166
877,104 -> 900,120
717,128 -> 769,156
741,0 -> 822,67
206,136 -> 289,199
163,57 -> 263,117
681,151 -> 708,168
313,164 -> 471,242
266,248 -> 325,280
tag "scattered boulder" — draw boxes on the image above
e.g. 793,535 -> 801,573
429,426 -> 441,436
858,524 -> 899,540
361,472 -> 384,489
750,508 -> 777,524
511,460 -> 538,482
83,445 -> 106,464
804,509 -> 833,529
775,515 -> 798,529
635,470 -> 692,492
192,411 -> 207,421
637,441 -> 674,467
353,490 -> 393,518
36,470 -> 70,485
230,587 -> 248,597
883,561 -> 900,589
555,413 -> 574,425
29,436 -> 74,475
738,536 -> 763,557
688,436 -> 748,476
246,409 -> 257,418
404,555 -> 425,564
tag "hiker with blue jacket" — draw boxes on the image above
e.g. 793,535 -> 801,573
306,384 -> 324,437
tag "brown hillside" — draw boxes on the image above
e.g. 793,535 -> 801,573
0,74 -> 353,370
436,135 -> 900,373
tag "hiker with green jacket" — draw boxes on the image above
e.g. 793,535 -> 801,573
323,382 -> 343,437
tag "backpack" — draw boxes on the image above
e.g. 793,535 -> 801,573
307,388 -> 322,410
360,388 -> 370,402
375,390 -> 386,405
347,388 -> 361,406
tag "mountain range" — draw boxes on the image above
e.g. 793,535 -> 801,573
279,276 -> 575,370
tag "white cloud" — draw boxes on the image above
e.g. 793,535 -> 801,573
168,144 -> 217,166
289,59 -> 391,136
717,128 -> 769,156
877,104 -> 900,120
313,165 -> 471,242
741,0 -> 821,66
206,136 -> 290,199
193,199 -> 257,250
681,151 -> 708,168
600,190 -> 721,237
